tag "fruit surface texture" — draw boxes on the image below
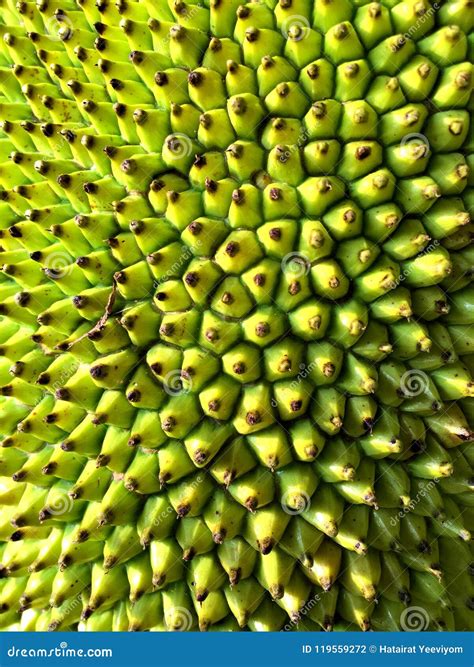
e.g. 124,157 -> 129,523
0,0 -> 473,633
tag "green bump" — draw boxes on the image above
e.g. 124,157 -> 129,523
0,0 -> 472,635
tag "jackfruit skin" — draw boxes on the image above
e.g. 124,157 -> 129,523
0,0 -> 473,633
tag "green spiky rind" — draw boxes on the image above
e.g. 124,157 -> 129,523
0,0 -> 472,633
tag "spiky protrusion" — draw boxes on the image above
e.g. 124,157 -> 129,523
0,0 -> 472,635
